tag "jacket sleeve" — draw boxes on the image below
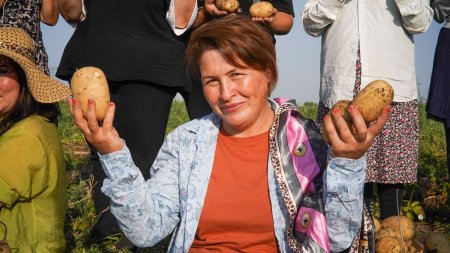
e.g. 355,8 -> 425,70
323,155 -> 366,252
0,132 -> 46,207
99,130 -> 181,247
395,0 -> 434,34
431,0 -> 450,23
302,0 -> 345,37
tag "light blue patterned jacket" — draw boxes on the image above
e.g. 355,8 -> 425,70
99,101 -> 365,253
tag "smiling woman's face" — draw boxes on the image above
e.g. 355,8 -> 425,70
0,57 -> 20,118
200,50 -> 274,137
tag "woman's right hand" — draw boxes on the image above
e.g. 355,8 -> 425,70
204,0 -> 229,17
68,97 -> 124,154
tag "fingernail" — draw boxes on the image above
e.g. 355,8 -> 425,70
332,108 -> 340,114
109,102 -> 114,107
386,106 -> 392,112
348,105 -> 355,112
324,115 -> 331,121
88,99 -> 93,104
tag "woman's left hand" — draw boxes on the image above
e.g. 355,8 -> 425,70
324,105 -> 391,159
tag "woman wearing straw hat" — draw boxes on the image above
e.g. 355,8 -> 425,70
0,0 -> 59,75
0,27 -> 71,252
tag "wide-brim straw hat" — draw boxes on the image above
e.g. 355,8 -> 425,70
0,27 -> 71,103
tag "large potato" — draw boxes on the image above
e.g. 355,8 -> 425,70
215,0 -> 239,13
351,80 -> 394,123
249,1 -> 274,18
381,215 -> 415,240
71,67 -> 110,121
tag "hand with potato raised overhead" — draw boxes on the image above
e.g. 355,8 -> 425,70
199,0 -> 294,35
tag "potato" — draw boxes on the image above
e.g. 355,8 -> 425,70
381,215 -> 415,240
425,232 -> 450,253
375,228 -> 402,240
376,236 -> 404,253
351,80 -> 394,123
215,0 -> 239,13
374,217 -> 382,233
249,1 -> 274,18
70,66 -> 110,121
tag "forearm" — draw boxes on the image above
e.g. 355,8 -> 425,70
100,144 -> 180,247
174,0 -> 197,29
40,0 -> 59,26
56,0 -> 84,23
268,12 -> 293,35
302,0 -> 345,37
395,0 -> 433,34
323,155 -> 366,252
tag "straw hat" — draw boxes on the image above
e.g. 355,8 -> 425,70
0,27 -> 71,103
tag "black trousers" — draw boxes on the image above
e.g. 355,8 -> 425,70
446,127 -> 450,177
364,183 -> 405,220
89,79 -> 211,239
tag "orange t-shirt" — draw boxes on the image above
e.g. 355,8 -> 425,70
189,129 -> 279,253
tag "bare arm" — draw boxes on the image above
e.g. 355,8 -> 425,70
174,0 -> 197,29
56,0 -> 84,23
258,10 -> 293,35
40,0 -> 59,26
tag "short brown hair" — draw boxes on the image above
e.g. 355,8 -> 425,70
187,15 -> 278,93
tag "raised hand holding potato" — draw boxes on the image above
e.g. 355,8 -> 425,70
68,97 -> 123,155
215,0 -> 239,13
322,80 -> 394,145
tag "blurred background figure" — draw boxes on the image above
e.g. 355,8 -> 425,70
0,27 -> 70,253
0,0 -> 59,74
426,0 -> 450,176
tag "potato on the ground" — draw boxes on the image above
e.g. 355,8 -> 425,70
215,0 -> 239,13
375,228 -> 402,240
70,66 -> 110,121
249,1 -> 274,18
374,218 -> 382,233
376,236 -> 404,253
381,215 -> 415,240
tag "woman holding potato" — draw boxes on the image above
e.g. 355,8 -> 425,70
0,27 -> 71,252
69,15 -> 390,253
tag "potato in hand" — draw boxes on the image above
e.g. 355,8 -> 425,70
249,1 -> 274,18
70,66 -> 110,121
215,0 -> 239,14
321,80 -> 394,143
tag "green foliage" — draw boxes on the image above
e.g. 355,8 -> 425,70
59,101 -> 449,251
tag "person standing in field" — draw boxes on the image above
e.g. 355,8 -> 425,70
302,0 -> 433,250
56,0 -> 209,249
426,0 -> 450,176
0,0 -> 59,75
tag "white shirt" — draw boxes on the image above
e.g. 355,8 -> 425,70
302,0 -> 433,107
